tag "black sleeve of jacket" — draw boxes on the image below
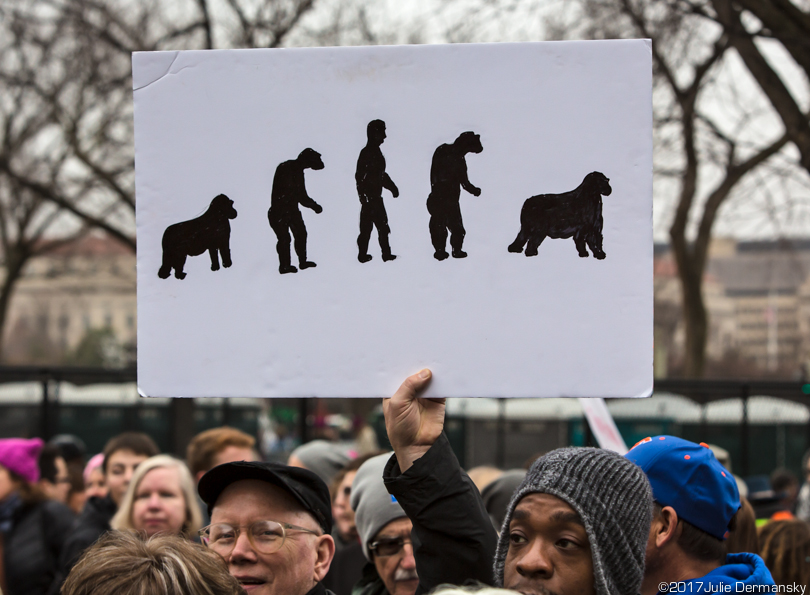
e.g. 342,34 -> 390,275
383,432 -> 498,594
49,521 -> 103,594
43,501 -> 75,594
44,500 -> 75,555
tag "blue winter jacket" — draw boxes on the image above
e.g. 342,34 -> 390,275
660,553 -> 777,595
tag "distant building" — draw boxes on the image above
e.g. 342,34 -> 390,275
655,238 -> 810,377
3,233 -> 135,365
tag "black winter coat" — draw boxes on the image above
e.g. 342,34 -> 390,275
51,494 -> 116,592
383,433 -> 498,594
323,540 -> 366,595
3,499 -> 74,595
350,562 -> 388,595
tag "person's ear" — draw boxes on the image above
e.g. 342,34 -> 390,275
654,506 -> 680,548
313,534 -> 336,583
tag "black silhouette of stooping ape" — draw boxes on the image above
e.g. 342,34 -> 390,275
268,148 -> 324,274
356,120 -> 399,263
158,194 -> 237,280
508,171 -> 612,259
427,131 -> 483,260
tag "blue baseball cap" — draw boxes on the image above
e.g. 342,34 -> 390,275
625,436 -> 740,539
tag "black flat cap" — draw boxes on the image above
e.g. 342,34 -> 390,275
198,461 -> 332,534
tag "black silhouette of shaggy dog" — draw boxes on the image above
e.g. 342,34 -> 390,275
158,194 -> 237,280
508,172 -> 611,259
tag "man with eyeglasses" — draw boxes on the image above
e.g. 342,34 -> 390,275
350,454 -> 418,595
197,461 -> 336,595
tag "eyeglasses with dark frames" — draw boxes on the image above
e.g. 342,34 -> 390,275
199,520 -> 320,555
368,536 -> 413,557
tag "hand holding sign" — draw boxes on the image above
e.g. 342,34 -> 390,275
382,369 -> 445,472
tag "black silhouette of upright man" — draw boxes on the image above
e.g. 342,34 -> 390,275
268,148 -> 324,274
356,120 -> 399,263
427,131 -> 483,260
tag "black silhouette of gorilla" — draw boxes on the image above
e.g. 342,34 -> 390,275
268,148 -> 324,274
356,120 -> 399,263
158,194 -> 237,280
508,172 -> 612,259
427,131 -> 483,260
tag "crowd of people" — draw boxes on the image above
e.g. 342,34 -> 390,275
0,369 -> 808,595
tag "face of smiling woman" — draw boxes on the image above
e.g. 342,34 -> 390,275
131,466 -> 188,537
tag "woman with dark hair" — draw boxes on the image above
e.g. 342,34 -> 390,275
758,519 -> 810,588
0,438 -> 74,595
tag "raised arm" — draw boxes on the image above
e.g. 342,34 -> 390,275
383,370 -> 497,592
383,369 -> 443,472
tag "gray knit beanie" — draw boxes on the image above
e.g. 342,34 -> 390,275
351,453 -> 407,561
493,447 -> 653,595
289,440 -> 354,485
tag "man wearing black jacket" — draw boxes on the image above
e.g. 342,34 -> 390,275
381,370 -> 653,595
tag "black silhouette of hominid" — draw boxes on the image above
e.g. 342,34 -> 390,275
427,131 -> 483,261
356,120 -> 399,263
268,148 -> 324,275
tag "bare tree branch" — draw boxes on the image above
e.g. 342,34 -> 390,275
711,0 -> 810,174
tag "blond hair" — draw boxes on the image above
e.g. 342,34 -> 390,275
62,531 -> 243,595
111,455 -> 202,537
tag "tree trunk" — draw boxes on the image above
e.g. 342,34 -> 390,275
668,92 -> 705,377
0,245 -> 31,361
676,249 -> 708,377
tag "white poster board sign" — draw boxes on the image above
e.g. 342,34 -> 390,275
579,398 -> 629,454
134,40 -> 653,399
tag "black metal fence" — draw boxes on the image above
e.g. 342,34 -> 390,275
1,367 -> 809,476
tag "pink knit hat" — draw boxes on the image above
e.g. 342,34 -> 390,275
0,438 -> 44,483
83,453 -> 105,484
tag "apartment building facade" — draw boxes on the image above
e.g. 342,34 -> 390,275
2,234 -> 136,365
655,238 -> 810,377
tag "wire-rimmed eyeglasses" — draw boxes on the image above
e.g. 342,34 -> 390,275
199,520 -> 320,555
